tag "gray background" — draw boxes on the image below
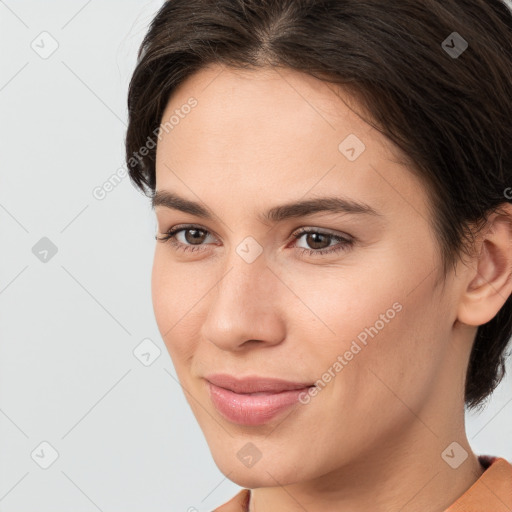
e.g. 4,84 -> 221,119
1,1 -> 511,511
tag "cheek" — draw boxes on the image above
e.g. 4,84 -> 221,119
151,250 -> 170,331
286,257 -> 405,353
151,249 -> 200,364
334,281 -> 446,421
292,247 -> 445,408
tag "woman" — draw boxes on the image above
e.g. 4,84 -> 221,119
125,0 -> 512,510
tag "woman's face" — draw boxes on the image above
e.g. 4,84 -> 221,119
152,64 -> 471,488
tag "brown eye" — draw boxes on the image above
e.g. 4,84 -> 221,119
292,228 -> 355,257
182,228 -> 207,244
156,225 -> 215,253
303,232 -> 331,250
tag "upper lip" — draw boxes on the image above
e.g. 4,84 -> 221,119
205,374 -> 314,394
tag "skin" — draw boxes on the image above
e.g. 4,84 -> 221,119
151,63 -> 512,512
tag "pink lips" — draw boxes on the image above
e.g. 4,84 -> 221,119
205,374 -> 314,426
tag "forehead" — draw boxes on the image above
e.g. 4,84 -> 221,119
158,64 -> 405,161
154,64 -> 429,223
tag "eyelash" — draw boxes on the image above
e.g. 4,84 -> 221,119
156,225 -> 354,257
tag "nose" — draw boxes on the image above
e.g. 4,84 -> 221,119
200,247 -> 286,352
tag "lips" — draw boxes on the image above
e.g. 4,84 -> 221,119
204,373 -> 314,394
205,374 -> 316,426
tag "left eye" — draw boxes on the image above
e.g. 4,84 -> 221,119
156,225 -> 355,257
292,228 -> 354,256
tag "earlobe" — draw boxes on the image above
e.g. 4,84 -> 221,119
457,207 -> 512,327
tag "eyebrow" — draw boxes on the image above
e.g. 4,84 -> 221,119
151,190 -> 383,222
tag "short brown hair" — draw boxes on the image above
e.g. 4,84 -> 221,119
125,0 -> 512,411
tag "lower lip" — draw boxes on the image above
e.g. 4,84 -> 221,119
207,381 -> 313,426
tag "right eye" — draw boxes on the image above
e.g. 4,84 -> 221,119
156,225 -> 217,253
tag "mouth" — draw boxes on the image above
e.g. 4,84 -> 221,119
204,374 -> 316,426
204,373 -> 315,394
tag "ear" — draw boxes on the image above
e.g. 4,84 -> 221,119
457,204 -> 512,327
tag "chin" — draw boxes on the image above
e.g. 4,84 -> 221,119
217,464 -> 299,489
210,447 -> 306,489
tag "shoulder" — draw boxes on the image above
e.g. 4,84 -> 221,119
444,455 -> 512,511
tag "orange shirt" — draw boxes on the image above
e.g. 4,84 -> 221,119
213,455 -> 512,512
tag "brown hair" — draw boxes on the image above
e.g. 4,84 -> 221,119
125,0 -> 512,411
